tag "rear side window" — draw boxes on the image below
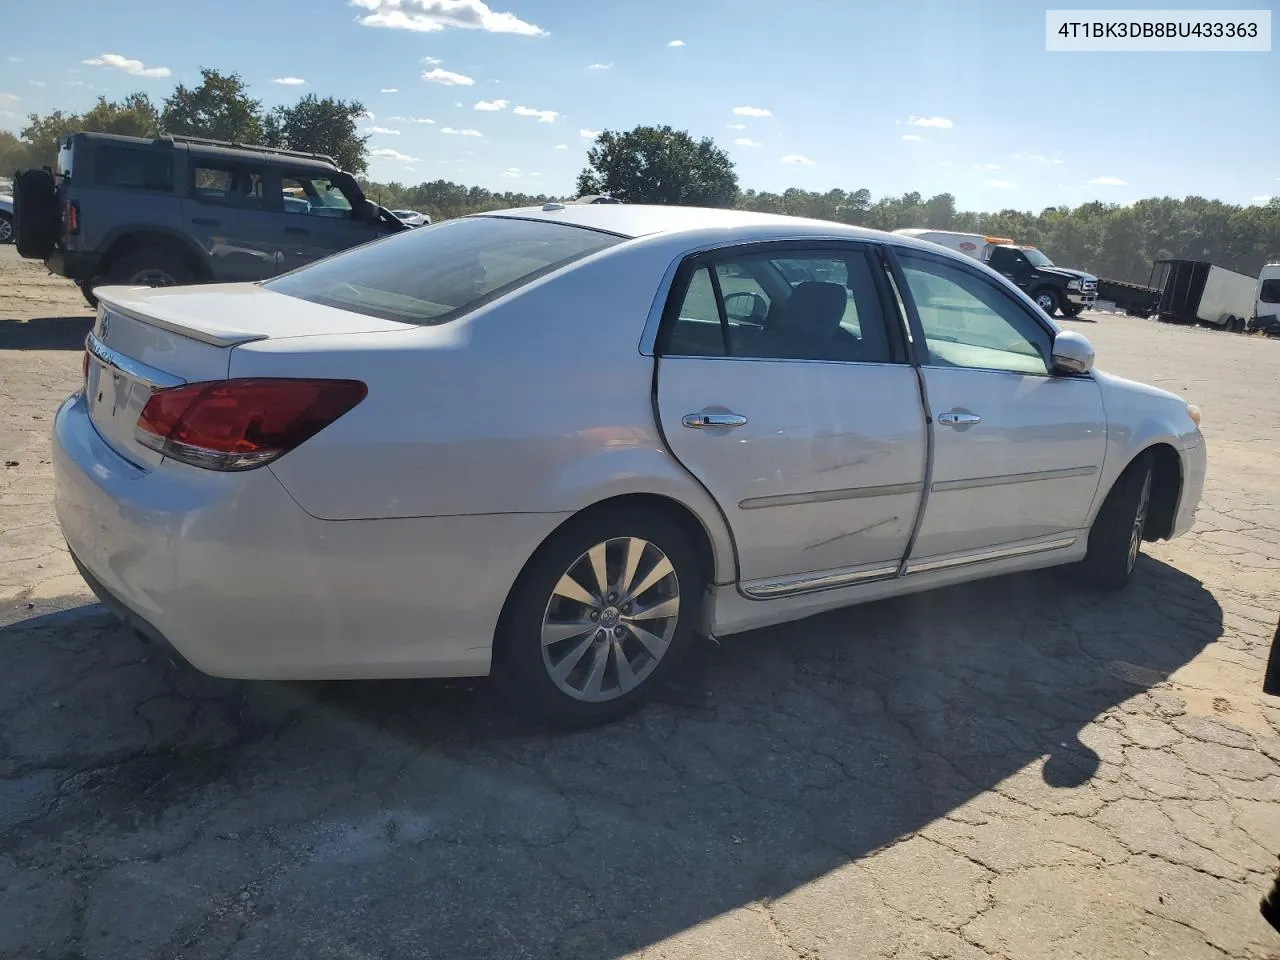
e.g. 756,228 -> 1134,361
264,216 -> 623,325
192,162 -> 267,208
1261,279 -> 1280,304
93,145 -> 173,193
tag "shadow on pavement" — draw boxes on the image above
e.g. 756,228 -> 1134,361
0,315 -> 93,351
0,556 -> 1223,958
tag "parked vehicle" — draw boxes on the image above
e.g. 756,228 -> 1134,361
893,229 -> 1097,317
1249,262 -> 1280,336
54,205 -> 1205,725
1149,259 -> 1256,332
11,131 -> 407,308
0,191 -> 13,244
391,209 -> 431,227
1095,277 -> 1159,317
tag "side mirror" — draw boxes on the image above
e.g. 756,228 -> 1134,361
1052,330 -> 1094,375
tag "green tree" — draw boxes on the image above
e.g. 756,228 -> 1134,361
162,67 -> 264,144
576,125 -> 738,207
264,94 -> 370,174
15,93 -> 161,168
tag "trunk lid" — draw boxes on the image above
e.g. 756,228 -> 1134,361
86,284 -> 414,467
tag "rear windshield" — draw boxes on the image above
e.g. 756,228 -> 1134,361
263,216 -> 623,325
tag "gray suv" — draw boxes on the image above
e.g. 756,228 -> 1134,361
12,131 -> 406,306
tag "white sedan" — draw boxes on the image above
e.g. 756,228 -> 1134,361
53,204 -> 1205,725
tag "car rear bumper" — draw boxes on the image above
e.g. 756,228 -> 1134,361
53,390 -> 567,680
45,248 -> 102,282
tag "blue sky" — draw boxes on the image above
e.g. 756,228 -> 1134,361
2,0 -> 1275,210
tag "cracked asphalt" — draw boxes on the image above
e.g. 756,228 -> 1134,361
2,245 -> 1279,960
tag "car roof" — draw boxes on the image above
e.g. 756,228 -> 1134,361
68,131 -> 339,173
478,203 -> 910,244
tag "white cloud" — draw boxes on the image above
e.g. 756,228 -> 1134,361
978,163 -> 1001,171
554,143 -> 568,150
29,80 -> 47,88
420,55 -> 443,64
580,128 -> 601,139
273,77 -> 307,86
1085,176 -> 1127,186
358,110 -> 376,121
351,0 -> 547,36
987,179 -> 1019,189
0,92 -> 18,105
908,115 -> 953,128
902,134 -> 925,142
502,167 -> 521,178
733,105 -> 771,117
780,154 -> 814,165
667,39 -> 685,47
586,62 -> 612,70
1251,195 -> 1272,205
7,57 -> 22,63
734,137 -> 762,147
371,148 -> 417,162
422,67 -> 475,86
513,105 -> 558,122
1010,150 -> 1064,165
365,126 -> 401,135
727,123 -> 746,130
381,87 -> 399,93
455,101 -> 463,107
81,53 -> 170,78
474,98 -> 508,111
441,126 -> 483,136
62,80 -> 86,88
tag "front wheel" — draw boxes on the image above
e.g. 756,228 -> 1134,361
1061,304 -> 1085,319
1076,455 -> 1152,591
0,212 -> 12,244
493,507 -> 704,726
1033,288 -> 1061,317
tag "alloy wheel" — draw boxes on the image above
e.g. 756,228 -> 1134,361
126,268 -> 177,287
0,218 -> 12,243
540,536 -> 681,703
1126,471 -> 1152,573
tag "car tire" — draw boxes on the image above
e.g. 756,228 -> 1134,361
492,506 -> 704,727
1033,288 -> 1061,316
1076,453 -> 1153,591
79,281 -> 100,309
105,246 -> 194,288
1061,304 -> 1084,319
0,211 -> 13,244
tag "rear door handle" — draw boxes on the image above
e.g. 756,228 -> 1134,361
191,217 -> 219,227
284,226 -> 310,235
938,412 -> 982,426
682,413 -> 748,428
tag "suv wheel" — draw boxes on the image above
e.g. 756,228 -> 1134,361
0,212 -> 12,244
106,246 -> 193,288
1033,288 -> 1061,316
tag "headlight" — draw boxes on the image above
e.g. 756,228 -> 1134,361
1186,403 -> 1202,426
1067,279 -> 1081,290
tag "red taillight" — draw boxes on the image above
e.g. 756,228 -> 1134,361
135,378 -> 367,471
66,200 -> 80,235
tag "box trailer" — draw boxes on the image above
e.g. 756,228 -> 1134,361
1150,259 -> 1257,332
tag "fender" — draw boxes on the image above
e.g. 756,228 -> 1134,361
542,444 -> 739,585
98,224 -> 213,278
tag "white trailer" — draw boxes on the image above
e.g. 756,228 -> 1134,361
1198,265 -> 1257,327
1151,259 -> 1258,332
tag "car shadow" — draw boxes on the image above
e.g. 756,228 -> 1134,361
0,315 -> 94,351
0,556 -> 1223,958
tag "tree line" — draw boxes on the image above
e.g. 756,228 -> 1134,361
3,79 -> 1276,286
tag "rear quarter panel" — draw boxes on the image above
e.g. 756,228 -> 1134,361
234,236 -> 738,580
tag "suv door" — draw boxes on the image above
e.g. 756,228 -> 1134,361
986,246 -> 1032,290
889,247 -> 1106,570
654,243 -> 927,596
183,158 -> 280,282
275,171 -> 382,273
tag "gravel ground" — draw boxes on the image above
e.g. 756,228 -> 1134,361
2,246 -> 1279,960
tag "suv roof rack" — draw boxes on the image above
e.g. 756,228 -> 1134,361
158,133 -> 337,166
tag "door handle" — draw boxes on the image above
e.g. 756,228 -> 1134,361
191,217 -> 219,227
682,413 -> 748,429
938,412 -> 982,426
284,226 -> 310,235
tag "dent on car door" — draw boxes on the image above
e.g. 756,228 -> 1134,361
889,248 -> 1107,568
654,244 -> 928,596
184,161 -> 278,281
